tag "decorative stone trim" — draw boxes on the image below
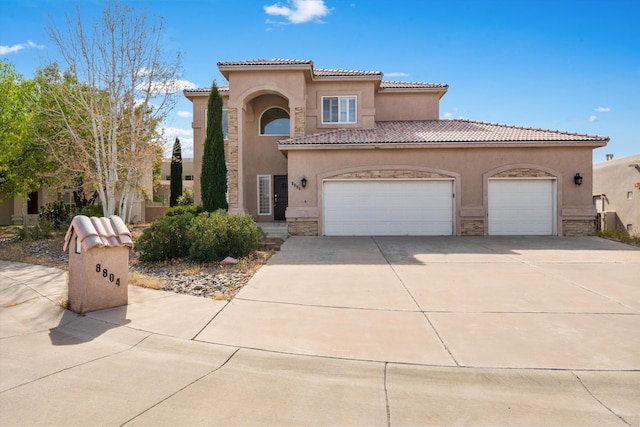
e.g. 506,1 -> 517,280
493,168 -> 554,178
562,219 -> 595,236
288,220 -> 318,236
329,170 -> 451,179
226,108 -> 239,209
294,107 -> 305,136
461,220 -> 484,236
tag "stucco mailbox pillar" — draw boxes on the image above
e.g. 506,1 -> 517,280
63,215 -> 133,314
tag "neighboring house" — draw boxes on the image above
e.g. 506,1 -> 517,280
1,175 -> 153,226
155,158 -> 195,205
593,154 -> 640,236
184,59 -> 608,236
0,189 -> 59,226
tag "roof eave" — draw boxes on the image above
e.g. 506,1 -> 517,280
278,140 -> 609,151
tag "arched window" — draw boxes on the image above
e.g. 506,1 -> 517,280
260,107 -> 290,135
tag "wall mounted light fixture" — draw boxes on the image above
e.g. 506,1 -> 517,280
301,176 -> 307,188
574,173 -> 583,186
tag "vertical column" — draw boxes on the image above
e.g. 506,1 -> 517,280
226,108 -> 239,211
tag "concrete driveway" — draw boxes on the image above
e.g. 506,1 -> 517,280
1,236 -> 639,426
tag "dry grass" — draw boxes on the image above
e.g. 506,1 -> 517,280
128,271 -> 167,290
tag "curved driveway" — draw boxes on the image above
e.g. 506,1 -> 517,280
1,236 -> 639,425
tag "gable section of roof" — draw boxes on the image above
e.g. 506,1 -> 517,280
278,120 -> 610,147
63,215 -> 133,252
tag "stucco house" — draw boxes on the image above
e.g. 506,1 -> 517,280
184,59 -> 608,236
593,154 -> 640,236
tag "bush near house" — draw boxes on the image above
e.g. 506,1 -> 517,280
136,210 -> 263,263
39,200 -> 75,230
135,213 -> 194,262
164,204 -> 204,217
188,211 -> 262,262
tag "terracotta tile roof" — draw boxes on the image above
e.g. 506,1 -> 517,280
313,68 -> 382,77
278,120 -> 609,146
380,81 -> 448,89
63,215 -> 133,252
218,59 -> 313,67
184,86 -> 228,95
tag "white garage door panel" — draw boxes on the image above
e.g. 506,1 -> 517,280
324,180 -> 453,236
488,179 -> 554,235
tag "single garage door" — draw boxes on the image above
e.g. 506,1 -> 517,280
323,179 -> 454,236
488,179 -> 555,235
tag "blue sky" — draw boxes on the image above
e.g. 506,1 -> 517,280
1,0 -> 638,162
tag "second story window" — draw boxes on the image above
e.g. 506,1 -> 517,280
260,107 -> 290,135
322,96 -> 356,124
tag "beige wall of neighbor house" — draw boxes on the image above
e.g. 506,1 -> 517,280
593,154 -> 640,236
155,158 -> 195,205
185,59 -> 606,236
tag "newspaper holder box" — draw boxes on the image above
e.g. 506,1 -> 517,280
63,215 -> 133,314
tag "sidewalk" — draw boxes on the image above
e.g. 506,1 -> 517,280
1,236 -> 639,426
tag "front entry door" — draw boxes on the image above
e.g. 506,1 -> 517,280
273,175 -> 288,221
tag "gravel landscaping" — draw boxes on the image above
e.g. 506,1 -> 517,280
0,226 -> 278,300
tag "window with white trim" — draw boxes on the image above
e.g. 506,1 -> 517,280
257,175 -> 271,215
322,96 -> 356,123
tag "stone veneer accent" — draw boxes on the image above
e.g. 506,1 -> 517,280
461,220 -> 484,236
226,108 -> 239,209
294,107 -> 305,137
330,170 -> 451,179
493,168 -> 554,178
288,220 -> 318,236
563,219 -> 595,236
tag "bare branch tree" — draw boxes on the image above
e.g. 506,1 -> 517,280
42,2 -> 181,222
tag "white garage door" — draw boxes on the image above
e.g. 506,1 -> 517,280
488,179 -> 555,235
323,179 -> 454,236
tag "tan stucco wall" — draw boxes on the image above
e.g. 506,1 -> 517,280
0,199 -> 13,225
375,91 -> 440,121
593,154 -> 640,236
285,145 -> 597,236
187,66 -> 443,216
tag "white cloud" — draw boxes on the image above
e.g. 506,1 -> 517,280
385,72 -> 409,77
161,127 -> 193,158
594,106 -> 611,112
589,115 -> 598,122
177,110 -> 192,118
137,79 -> 197,95
0,40 -> 44,55
264,0 -> 330,24
442,112 -> 453,119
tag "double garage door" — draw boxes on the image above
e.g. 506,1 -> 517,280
323,178 -> 556,236
323,179 -> 454,236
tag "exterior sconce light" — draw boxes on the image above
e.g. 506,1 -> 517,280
301,176 -> 307,188
574,173 -> 583,186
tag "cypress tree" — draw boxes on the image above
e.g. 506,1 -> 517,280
201,81 -> 228,211
169,137 -> 182,207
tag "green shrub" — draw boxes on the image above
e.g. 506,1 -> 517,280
187,210 -> 262,262
39,200 -> 75,230
79,204 -> 103,217
177,189 -> 194,206
164,204 -> 204,217
17,220 -> 55,241
135,213 -> 194,262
